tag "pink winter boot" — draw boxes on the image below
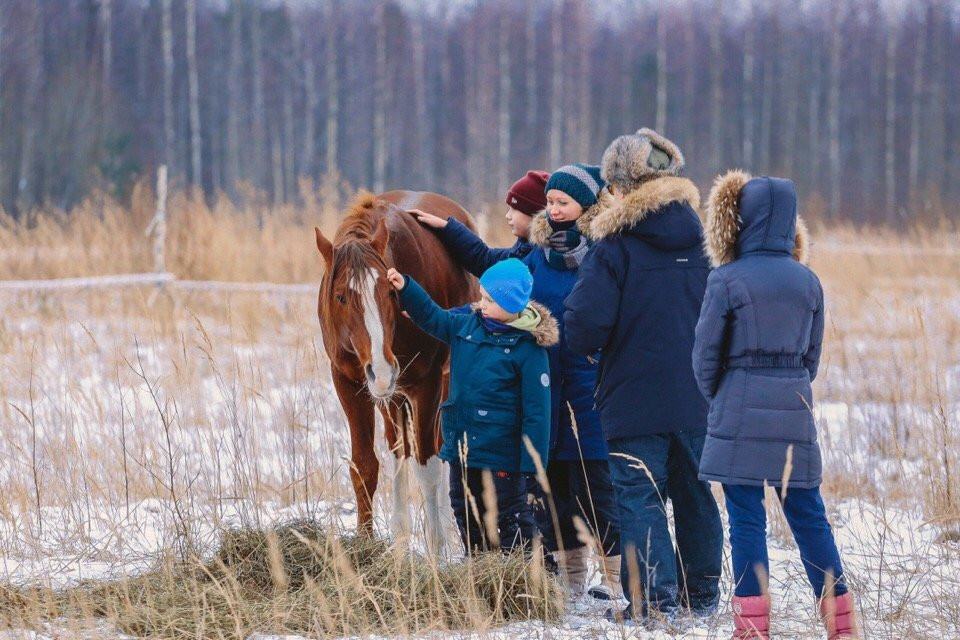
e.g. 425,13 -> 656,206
819,592 -> 858,639
732,595 -> 770,640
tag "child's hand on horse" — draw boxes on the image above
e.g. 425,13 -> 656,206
407,208 -> 448,229
386,268 -> 405,290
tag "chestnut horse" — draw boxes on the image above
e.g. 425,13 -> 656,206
315,190 -> 478,549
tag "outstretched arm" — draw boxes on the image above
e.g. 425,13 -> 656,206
388,268 -> 459,343
409,209 -> 512,277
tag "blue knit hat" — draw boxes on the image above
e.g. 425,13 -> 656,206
478,258 -> 533,314
544,163 -> 607,209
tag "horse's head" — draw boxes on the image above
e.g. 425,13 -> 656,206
316,216 -> 401,400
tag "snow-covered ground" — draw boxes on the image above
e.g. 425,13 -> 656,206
1,288 -> 958,638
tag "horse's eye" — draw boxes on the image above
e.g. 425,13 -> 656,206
336,294 -> 347,305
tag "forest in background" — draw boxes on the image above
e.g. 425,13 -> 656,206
0,0 -> 957,223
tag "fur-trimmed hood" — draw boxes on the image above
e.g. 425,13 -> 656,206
527,206 -> 602,248
469,300 -> 560,347
704,170 -> 809,268
579,176 -> 702,249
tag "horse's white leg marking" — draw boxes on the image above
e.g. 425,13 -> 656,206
412,454 -> 445,554
391,454 -> 412,539
353,267 -> 393,395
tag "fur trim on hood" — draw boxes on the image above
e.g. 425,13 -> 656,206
527,206 -> 601,247
704,169 -> 810,268
468,300 -> 560,347
581,176 -> 700,240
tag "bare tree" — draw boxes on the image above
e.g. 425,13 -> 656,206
742,2 -> 755,168
324,0 -> 339,177
656,6 -> 668,133
548,2 -> 563,169
372,2 -> 387,194
226,1 -> 243,196
709,0 -> 724,171
186,0 -> 203,189
497,6 -> 512,196
251,3 -> 267,190
17,0 -> 43,211
908,7 -> 927,203
827,3 -> 842,214
885,18 -> 897,216
411,14 -> 433,189
100,0 -> 112,94
161,0 -> 176,177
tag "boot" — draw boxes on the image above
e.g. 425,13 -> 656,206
587,553 -> 623,600
554,546 -> 590,593
732,595 -> 770,640
819,592 -> 858,640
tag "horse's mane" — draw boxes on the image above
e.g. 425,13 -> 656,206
320,192 -> 389,317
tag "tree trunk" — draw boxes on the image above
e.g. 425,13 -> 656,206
186,0 -> 203,190
226,0 -> 242,197
656,7 -> 668,133
808,42 -> 822,198
709,0 -> 724,171
548,3 -> 563,169
161,0 -> 176,178
101,0 -> 112,93
251,4 -> 266,191
884,21 -> 897,217
412,16 -> 432,189
498,8 -> 512,197
17,0 -> 43,213
290,10 -> 317,181
324,0 -> 339,177
742,5 -> 755,168
907,11 -> 926,205
283,69 -> 295,202
759,55 -> 773,171
525,2 -> 538,134
827,4 -> 842,214
373,2 -> 387,193
782,19 -> 799,177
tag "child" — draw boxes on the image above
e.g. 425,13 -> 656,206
694,170 -> 857,639
386,258 -> 558,555
409,170 -> 549,263
412,164 -> 623,600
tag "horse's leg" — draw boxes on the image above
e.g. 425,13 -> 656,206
409,376 -> 447,554
332,372 -> 379,534
381,399 -> 412,540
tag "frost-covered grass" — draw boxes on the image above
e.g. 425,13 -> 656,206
0,217 -> 958,638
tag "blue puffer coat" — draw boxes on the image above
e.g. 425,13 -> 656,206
434,213 -> 608,461
397,275 -> 558,473
564,177 -> 710,440
693,171 -> 823,489
437,218 -> 534,264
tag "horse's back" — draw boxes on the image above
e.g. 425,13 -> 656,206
380,191 -> 477,232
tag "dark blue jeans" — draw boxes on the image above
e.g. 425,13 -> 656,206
531,459 -> 620,556
607,431 -> 723,615
448,461 -> 536,555
723,484 -> 848,598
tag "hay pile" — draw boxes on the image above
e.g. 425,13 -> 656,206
1,520 -> 564,638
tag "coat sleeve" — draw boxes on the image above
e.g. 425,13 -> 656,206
518,347 -> 552,474
396,276 -> 461,344
563,240 -> 624,356
803,278 -> 825,381
436,218 -> 510,277
692,270 -> 732,402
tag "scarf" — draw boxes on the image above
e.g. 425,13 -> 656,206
544,214 -> 590,271
480,305 -> 542,335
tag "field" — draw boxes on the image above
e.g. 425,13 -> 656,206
0,190 -> 958,639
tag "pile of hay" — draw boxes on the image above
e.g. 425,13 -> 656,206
1,520 -> 564,638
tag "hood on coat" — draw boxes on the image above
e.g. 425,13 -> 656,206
580,176 -> 703,251
704,170 -> 809,268
468,300 -> 560,348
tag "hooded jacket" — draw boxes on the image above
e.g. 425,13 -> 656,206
398,275 -> 559,473
693,170 -> 822,488
564,176 -> 710,439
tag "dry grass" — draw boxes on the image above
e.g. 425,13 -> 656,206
0,190 -> 958,638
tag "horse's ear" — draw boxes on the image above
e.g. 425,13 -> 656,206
371,218 -> 389,257
315,227 -> 333,268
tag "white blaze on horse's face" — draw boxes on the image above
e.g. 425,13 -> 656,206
351,267 -> 398,398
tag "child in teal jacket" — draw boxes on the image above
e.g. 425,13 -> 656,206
386,259 -> 558,554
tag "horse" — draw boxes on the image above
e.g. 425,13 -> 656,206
314,190 -> 479,550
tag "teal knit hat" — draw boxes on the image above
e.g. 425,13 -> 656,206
479,258 -> 533,314
545,163 -> 607,209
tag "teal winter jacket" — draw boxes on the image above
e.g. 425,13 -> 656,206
397,276 -> 558,473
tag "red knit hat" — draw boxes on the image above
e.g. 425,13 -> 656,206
505,170 -> 549,216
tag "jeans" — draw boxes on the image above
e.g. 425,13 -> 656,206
723,484 -> 848,598
607,431 -> 723,615
448,461 -> 536,554
531,459 -> 620,556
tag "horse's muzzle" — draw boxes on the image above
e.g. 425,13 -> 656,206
365,363 -> 399,399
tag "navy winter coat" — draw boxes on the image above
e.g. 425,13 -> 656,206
693,172 -> 823,489
397,275 -> 558,473
435,214 -> 608,460
564,177 -> 709,440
